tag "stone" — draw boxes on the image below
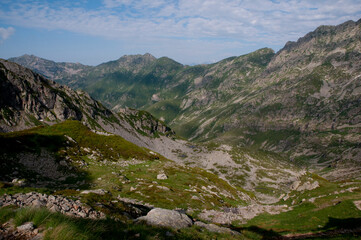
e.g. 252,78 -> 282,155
0,192 -> 106,220
78,211 -> 87,218
49,205 -> 60,212
194,221 -> 241,236
17,222 -> 34,231
137,208 -> 193,229
157,173 -> 168,180
165,231 -> 174,237
156,186 -> 170,191
191,195 -> 200,200
62,204 -> 71,212
31,199 -> 44,207
59,160 -> 67,166
80,189 -> 107,195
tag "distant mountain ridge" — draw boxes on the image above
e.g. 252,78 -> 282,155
9,54 -> 91,81
8,18 -> 361,180
0,59 -> 177,159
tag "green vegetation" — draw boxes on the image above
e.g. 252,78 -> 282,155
32,120 -> 154,160
4,20 -> 361,239
0,206 -> 241,240
240,182 -> 361,238
0,120 -> 248,210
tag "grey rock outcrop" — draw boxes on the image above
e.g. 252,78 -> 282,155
80,189 -> 108,195
156,173 -> 168,180
17,222 -> 34,231
119,108 -> 175,137
137,208 -> 193,229
0,59 -> 112,132
0,192 -> 105,219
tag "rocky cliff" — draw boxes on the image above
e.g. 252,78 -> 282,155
0,59 -> 175,157
0,59 -> 113,132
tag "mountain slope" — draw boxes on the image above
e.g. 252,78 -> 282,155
0,59 -> 177,157
0,58 -> 111,132
9,53 -> 185,110
1,58 -> 315,204
8,19 -> 361,181
146,19 -> 361,181
8,54 -> 91,81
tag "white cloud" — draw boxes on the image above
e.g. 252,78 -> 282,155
0,26 -> 15,42
103,0 -> 132,8
0,0 -> 360,62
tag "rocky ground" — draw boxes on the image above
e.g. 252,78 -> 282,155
0,192 -> 106,219
0,191 -> 244,239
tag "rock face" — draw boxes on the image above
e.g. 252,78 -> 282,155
137,208 -> 193,229
0,59 -> 176,162
8,54 -> 91,81
118,108 -> 175,137
0,59 -> 113,132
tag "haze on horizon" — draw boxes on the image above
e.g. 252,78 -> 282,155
0,0 -> 361,66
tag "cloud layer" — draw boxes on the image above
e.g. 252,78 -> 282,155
0,0 -> 360,63
0,26 -> 15,42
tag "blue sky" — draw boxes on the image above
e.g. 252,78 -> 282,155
0,0 -> 360,65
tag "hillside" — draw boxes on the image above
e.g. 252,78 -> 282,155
10,53 -> 185,110
10,19 -> 361,182
2,18 -> 361,239
0,59 -> 182,162
8,54 -> 91,82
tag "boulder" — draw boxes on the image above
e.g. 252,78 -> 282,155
157,173 -> 168,180
17,222 -> 34,231
80,189 -> 107,195
137,208 -> 192,229
31,199 -> 44,207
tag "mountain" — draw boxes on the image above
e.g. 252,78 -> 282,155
2,20 -> 361,239
0,58 -> 315,205
0,59 -> 176,152
8,54 -> 91,81
10,19 -> 361,181
0,60 -> 259,239
155,19 -> 361,181
9,53 -> 185,110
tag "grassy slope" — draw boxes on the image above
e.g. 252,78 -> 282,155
0,123 -> 361,239
0,206 -> 241,240
240,178 -> 361,239
0,120 -> 248,209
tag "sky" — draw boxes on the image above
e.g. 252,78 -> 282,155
0,0 -> 360,66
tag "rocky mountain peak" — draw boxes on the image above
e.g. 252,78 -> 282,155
0,59 -> 111,132
116,53 -> 157,65
277,19 -> 360,54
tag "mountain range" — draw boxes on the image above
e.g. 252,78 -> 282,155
1,18 -> 361,239
9,19 -> 361,181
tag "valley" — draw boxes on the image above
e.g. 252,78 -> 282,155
1,18 -> 361,239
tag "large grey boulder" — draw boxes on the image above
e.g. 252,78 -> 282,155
137,208 -> 193,229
